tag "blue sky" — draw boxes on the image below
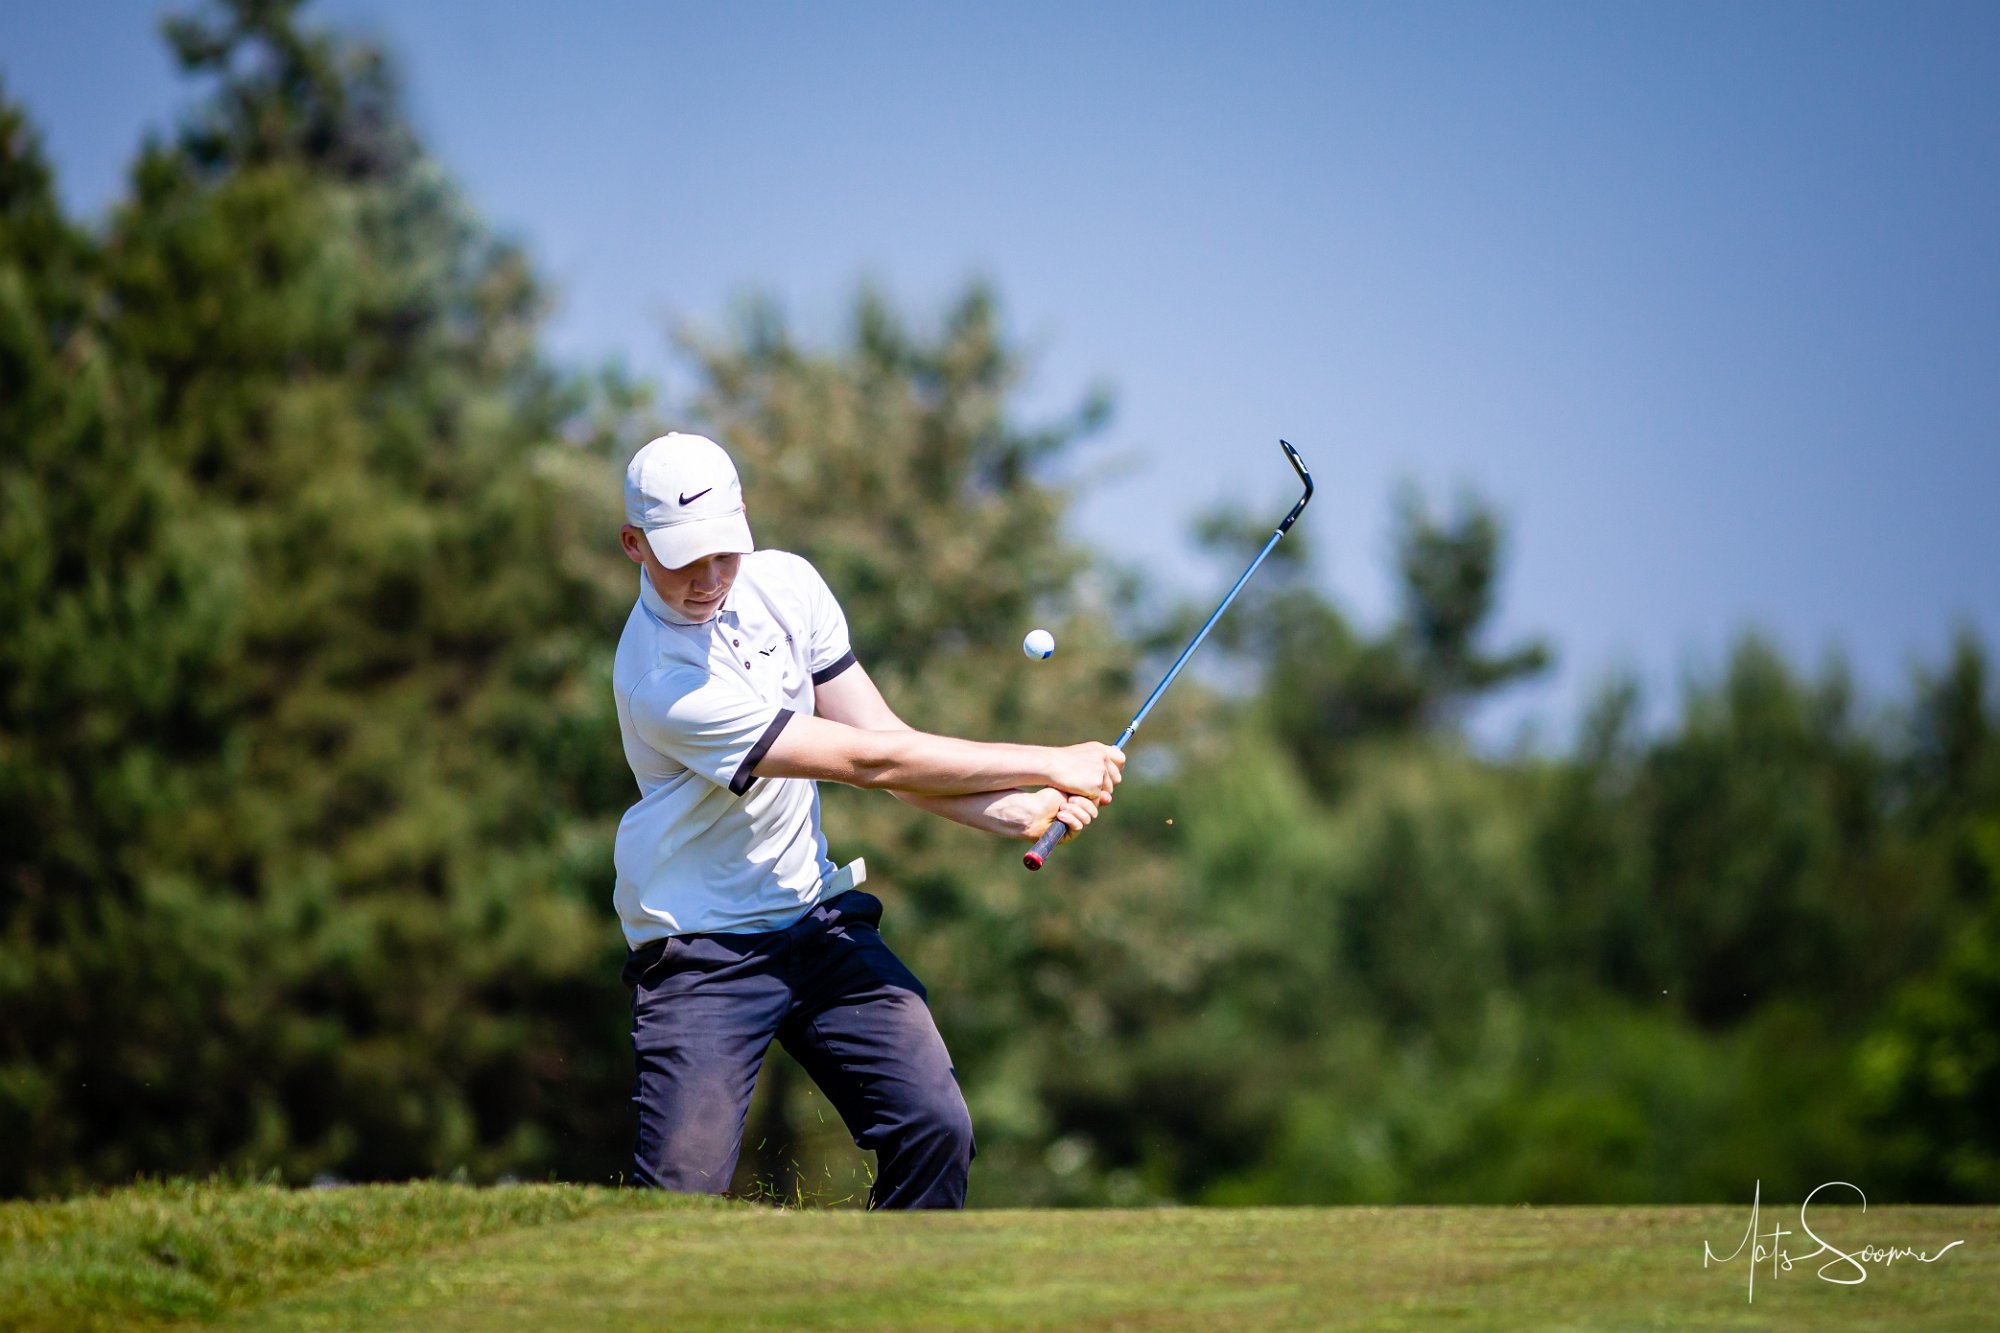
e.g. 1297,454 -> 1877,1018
6,1 -> 1996,747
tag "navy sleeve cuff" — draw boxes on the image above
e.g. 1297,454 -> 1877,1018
729,709 -> 796,795
811,650 -> 857,686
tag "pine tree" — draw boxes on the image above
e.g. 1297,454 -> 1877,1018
2,4 -> 637,1192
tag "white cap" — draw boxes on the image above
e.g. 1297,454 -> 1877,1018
624,433 -> 755,569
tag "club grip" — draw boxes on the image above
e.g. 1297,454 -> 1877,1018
1022,817 -> 1070,871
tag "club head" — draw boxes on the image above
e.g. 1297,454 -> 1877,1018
1277,439 -> 1314,534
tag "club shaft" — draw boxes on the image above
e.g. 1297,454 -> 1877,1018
1116,526 -> 1284,749
1023,438 -> 1312,870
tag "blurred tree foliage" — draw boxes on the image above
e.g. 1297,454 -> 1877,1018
4,0 -> 1997,1206
2,2 -> 639,1195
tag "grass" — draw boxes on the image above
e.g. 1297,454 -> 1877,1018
0,1181 -> 719,1330
1,1183 -> 1992,1330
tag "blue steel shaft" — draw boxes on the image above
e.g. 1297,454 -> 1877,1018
1113,526 -> 1285,750
1025,438 -> 1311,870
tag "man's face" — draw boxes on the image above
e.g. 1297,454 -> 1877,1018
620,525 -> 741,622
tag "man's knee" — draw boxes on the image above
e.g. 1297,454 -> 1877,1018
921,1081 -> 976,1158
868,1075 -> 974,1209
894,1073 -> 975,1171
631,1064 -> 755,1193
633,1124 -> 742,1194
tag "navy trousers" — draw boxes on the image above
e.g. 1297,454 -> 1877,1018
624,890 -> 974,1209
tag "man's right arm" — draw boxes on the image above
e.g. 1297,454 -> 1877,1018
753,713 -> 1124,802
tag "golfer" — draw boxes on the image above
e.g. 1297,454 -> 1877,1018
612,432 -> 1124,1208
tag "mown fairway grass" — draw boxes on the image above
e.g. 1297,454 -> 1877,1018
2,1184 -> 1992,1330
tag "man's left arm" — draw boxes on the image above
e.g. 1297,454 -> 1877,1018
814,662 -> 1099,841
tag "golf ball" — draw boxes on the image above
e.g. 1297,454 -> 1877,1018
1023,628 -> 1056,660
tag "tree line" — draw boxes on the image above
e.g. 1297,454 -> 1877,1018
3,0 -> 1994,1204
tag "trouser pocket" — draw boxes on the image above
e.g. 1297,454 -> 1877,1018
622,936 -> 684,989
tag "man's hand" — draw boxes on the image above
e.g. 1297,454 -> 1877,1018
999,787 -> 1104,841
1047,742 -> 1126,804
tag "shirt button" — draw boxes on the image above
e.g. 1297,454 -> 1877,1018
743,661 -> 752,668
733,639 -> 740,646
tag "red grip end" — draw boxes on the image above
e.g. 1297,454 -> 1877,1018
1024,819 -> 1066,871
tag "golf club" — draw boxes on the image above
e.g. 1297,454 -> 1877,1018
1024,438 -> 1315,870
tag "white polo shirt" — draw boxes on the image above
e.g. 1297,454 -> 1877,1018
610,550 -> 859,945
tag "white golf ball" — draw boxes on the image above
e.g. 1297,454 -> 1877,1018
1023,628 -> 1056,660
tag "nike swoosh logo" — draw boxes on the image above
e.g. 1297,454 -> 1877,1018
759,646 -> 778,655
678,488 -> 713,505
